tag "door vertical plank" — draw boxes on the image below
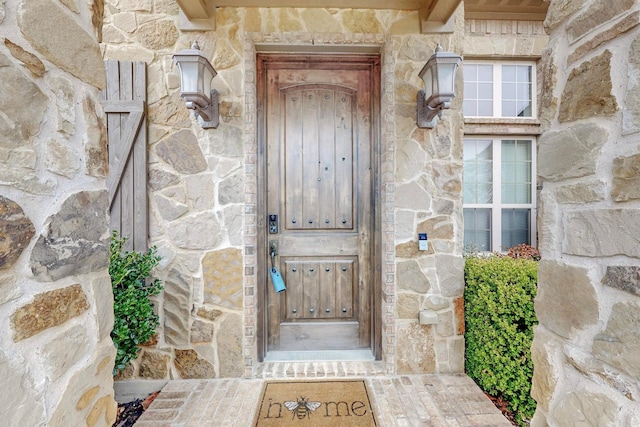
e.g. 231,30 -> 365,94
318,90 -> 337,229
266,69 -> 281,225
302,262 -> 320,319
119,61 -> 135,249
319,261 -> 336,318
105,61 -> 122,237
284,262 -> 303,321
301,90 -> 319,229
357,69 -> 373,347
335,93 -> 354,229
132,62 -> 147,252
336,260 -> 354,319
284,91 -> 303,229
266,69 -> 282,350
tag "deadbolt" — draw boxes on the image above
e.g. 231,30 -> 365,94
268,214 -> 278,234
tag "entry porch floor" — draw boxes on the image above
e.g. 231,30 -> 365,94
133,361 -> 512,426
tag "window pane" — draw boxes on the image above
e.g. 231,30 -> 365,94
502,183 -> 515,202
478,184 -> 493,204
463,65 -> 476,80
516,141 -> 531,161
477,64 -> 493,81
516,165 -> 531,182
515,184 -> 531,204
502,101 -> 516,117
464,140 -> 493,203
502,209 -> 530,250
517,84 -> 530,100
464,100 -> 477,116
517,101 -> 532,117
501,140 -> 532,204
501,65 -> 532,118
478,100 -> 493,116
478,162 -> 492,182
478,83 -> 493,99
517,65 -> 532,81
503,82 -> 516,100
464,208 -> 492,251
502,141 -> 516,161
464,64 -> 494,117
502,162 -> 516,182
502,65 -> 516,81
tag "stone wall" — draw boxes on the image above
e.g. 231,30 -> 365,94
102,3 -> 467,379
532,1 -> 640,425
0,0 -> 116,426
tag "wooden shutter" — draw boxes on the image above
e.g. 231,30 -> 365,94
100,61 -> 148,252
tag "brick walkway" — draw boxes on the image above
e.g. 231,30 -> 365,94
135,362 -> 511,427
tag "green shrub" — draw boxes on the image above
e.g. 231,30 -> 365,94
464,255 -> 538,425
109,232 -> 163,376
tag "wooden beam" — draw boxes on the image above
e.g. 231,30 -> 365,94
176,0 -> 547,33
176,0 -> 216,31
465,10 -> 549,21
215,0 -> 422,8
419,0 -> 462,33
464,0 -> 549,21
176,0 -> 210,19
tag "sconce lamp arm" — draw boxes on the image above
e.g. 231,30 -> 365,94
183,89 -> 219,129
417,90 -> 445,129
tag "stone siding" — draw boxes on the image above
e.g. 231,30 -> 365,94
102,4 -> 467,379
0,0 -> 115,426
533,1 -> 640,425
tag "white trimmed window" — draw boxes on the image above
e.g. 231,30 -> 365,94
463,138 -> 537,251
464,62 -> 536,118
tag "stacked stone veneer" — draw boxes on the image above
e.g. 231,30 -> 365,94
0,0 -> 116,426
532,1 -> 640,425
102,3 -> 467,379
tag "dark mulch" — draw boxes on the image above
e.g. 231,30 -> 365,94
485,392 -> 519,425
113,391 -> 159,427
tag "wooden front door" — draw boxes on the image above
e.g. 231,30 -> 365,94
260,55 -> 379,354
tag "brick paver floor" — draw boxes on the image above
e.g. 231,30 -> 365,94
135,361 -> 511,427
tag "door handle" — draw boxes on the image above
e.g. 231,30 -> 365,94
269,240 -> 278,257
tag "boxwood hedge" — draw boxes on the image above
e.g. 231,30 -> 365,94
464,254 -> 538,425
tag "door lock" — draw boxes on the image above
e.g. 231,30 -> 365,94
269,240 -> 278,256
268,214 -> 278,234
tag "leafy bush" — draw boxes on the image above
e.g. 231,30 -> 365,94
110,232 -> 163,376
464,254 -> 538,425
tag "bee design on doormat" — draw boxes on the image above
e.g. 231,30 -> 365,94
284,396 -> 322,419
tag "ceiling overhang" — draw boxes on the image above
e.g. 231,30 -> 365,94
465,0 -> 549,21
176,0 -> 462,33
176,0 -> 549,33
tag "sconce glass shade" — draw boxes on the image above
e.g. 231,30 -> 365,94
417,44 -> 462,128
173,42 -> 219,128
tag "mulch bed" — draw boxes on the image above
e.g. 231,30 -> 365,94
113,391 -> 159,427
485,392 -> 519,426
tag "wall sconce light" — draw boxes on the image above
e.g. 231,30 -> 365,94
417,44 -> 462,128
173,41 -> 219,129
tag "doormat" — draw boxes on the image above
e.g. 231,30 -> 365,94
253,379 -> 378,426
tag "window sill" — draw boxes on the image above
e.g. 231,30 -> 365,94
463,118 -> 542,135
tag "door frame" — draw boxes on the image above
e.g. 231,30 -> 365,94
256,53 -> 382,362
